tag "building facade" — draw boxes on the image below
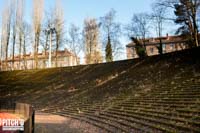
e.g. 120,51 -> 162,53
0,49 -> 79,71
126,34 -> 190,59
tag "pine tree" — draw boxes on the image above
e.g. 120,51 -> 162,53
100,9 -> 121,61
105,35 -> 113,62
174,0 -> 199,47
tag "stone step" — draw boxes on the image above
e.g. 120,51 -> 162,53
56,111 -> 125,133
104,110 -> 200,132
108,108 -> 200,128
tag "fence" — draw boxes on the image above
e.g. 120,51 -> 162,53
0,101 -> 34,133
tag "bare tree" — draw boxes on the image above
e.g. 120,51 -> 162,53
54,0 -> 64,67
100,9 -> 122,61
0,33 -> 1,70
0,0 -> 24,70
2,1 -> 12,70
126,13 -> 151,51
33,0 -> 44,69
68,24 -> 82,64
21,22 -> 31,70
0,15 -> 6,70
156,0 -> 178,9
41,10 -> 56,68
83,18 -> 102,64
41,10 -> 54,56
156,0 -> 200,47
11,0 -> 17,70
17,0 -> 25,70
151,3 -> 167,54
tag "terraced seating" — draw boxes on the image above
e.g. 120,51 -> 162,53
1,47 -> 200,132
52,77 -> 200,132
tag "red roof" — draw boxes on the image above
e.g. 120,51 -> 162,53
126,34 -> 191,47
2,49 -> 77,62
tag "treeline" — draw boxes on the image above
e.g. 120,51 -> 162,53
127,0 -> 200,58
0,0 -> 199,70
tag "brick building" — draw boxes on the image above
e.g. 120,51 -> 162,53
0,49 -> 79,71
126,34 -> 189,59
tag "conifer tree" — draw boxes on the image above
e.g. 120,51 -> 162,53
131,37 -> 147,58
174,0 -> 199,47
105,35 -> 113,62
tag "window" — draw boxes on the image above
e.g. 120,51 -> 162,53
163,44 -> 166,52
64,57 -> 68,62
150,48 -> 154,54
170,44 -> 175,50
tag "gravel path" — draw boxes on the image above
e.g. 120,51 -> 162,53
35,112 -> 105,133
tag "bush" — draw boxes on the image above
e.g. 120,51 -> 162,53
131,37 -> 147,58
136,47 -> 146,58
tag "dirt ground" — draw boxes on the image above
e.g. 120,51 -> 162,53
35,112 -> 105,133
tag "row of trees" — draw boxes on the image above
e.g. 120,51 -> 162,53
127,0 -> 200,58
0,0 -> 122,70
0,0 -> 199,70
83,9 -> 122,64
0,0 -> 65,70
0,0 -> 25,69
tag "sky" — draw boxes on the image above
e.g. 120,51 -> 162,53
63,0 -> 153,26
21,0 -> 154,31
0,0 -> 153,26
0,0 -> 160,61
61,0 -> 153,60
22,0 -> 153,26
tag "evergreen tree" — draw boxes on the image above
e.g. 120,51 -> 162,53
105,35 -> 113,62
131,37 -> 147,58
100,9 -> 122,61
174,0 -> 199,47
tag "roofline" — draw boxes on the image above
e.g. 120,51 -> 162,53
1,49 -> 79,62
126,40 -> 188,48
126,33 -> 200,47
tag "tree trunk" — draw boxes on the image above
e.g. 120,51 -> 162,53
19,34 -> 22,70
75,56 -> 79,65
0,42 -> 2,71
23,35 -> 27,70
194,31 -> 199,47
5,30 -> 10,71
12,33 -> 16,70
159,39 -> 163,54
34,33 -> 39,69
191,3 -> 199,47
55,38 -> 59,67
44,34 -> 48,68
193,24 -> 199,47
34,34 -> 37,69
